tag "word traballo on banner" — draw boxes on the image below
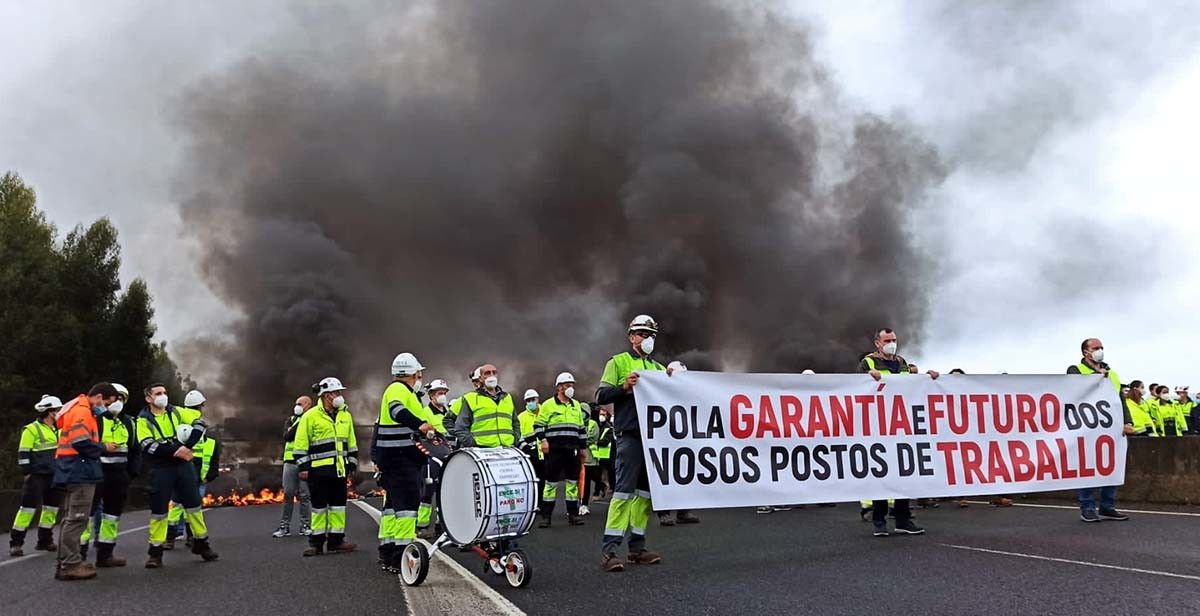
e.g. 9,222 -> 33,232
633,372 -> 1126,510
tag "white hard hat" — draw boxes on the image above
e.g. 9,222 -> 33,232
391,352 -> 426,376
427,379 -> 450,393
555,372 -> 576,386
667,361 -> 686,373
471,366 -> 482,381
176,423 -> 207,448
801,369 -> 815,375
184,390 -> 206,407
628,314 -> 658,334
523,389 -> 539,401
35,395 -> 63,412
111,383 -> 129,401
315,377 -> 347,395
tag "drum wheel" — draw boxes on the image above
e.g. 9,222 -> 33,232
400,542 -> 430,586
504,549 -> 532,588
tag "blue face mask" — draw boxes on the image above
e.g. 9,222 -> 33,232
526,402 -> 537,412
92,404 -> 107,417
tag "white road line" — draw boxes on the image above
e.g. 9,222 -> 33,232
1,506 -> 219,569
942,544 -> 1200,582
0,522 -> 151,568
352,499 -> 526,616
962,501 -> 1200,517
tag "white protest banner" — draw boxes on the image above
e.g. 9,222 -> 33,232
634,372 -> 1126,510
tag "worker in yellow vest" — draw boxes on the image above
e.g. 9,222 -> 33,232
1123,381 -> 1158,436
452,364 -> 520,448
273,395 -> 313,537
9,395 -> 63,557
862,328 -> 935,537
1068,338 -> 1135,523
517,389 -> 544,501
295,377 -> 358,557
417,378 -> 453,539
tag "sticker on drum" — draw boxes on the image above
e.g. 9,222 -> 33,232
439,448 -> 538,544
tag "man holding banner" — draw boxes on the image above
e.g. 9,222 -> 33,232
1067,337 -> 1133,523
598,314 -> 666,573
861,327 -> 934,537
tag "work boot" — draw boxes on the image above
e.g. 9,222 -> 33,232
145,546 -> 164,568
957,499 -> 970,508
191,538 -> 219,562
9,546 -> 23,558
567,514 -> 585,526
872,522 -> 889,537
537,513 -> 552,529
327,541 -> 357,554
601,552 -> 625,572
271,524 -> 290,538
303,546 -> 324,557
627,550 -> 662,565
37,529 -> 56,550
417,526 -> 437,540
162,539 -> 175,551
185,536 -> 194,550
658,512 -> 676,526
1080,509 -> 1101,523
95,544 -> 126,568
56,562 -> 97,581
1099,509 -> 1129,521
894,520 -> 925,535
677,511 -> 701,524
990,498 -> 1013,508
756,506 -> 773,515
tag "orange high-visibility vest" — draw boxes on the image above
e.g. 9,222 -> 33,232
56,394 -> 99,458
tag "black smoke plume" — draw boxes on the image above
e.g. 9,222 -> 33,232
174,0 -> 944,426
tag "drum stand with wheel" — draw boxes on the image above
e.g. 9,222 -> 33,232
400,447 -> 538,589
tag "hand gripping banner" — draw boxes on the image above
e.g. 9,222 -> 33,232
633,372 -> 1126,510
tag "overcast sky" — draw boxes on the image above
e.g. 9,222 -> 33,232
2,1 -> 1198,386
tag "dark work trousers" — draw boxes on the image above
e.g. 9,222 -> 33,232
873,498 -> 911,524
87,469 -> 130,552
595,458 -> 614,496
10,473 -> 62,548
540,448 -> 581,517
377,461 -> 423,564
307,471 -> 349,549
583,464 -> 601,506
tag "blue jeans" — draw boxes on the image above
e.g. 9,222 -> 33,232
1078,486 -> 1117,512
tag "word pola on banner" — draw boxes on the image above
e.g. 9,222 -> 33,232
633,372 -> 1126,510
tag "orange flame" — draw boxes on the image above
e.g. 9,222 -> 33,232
202,488 -> 287,507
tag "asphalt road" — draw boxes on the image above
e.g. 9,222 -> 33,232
446,498 -> 1200,616
3,498 -> 1198,616
0,501 -> 406,616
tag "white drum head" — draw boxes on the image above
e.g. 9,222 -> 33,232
440,452 -> 487,544
439,448 -> 538,544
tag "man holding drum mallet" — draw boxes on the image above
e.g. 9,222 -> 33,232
598,314 -> 666,573
534,372 -> 589,528
374,353 -> 442,571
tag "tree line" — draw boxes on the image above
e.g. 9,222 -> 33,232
0,172 -> 190,489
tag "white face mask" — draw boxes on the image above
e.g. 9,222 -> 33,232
331,395 -> 346,408
153,394 -> 169,409
413,379 -> 423,393
640,336 -> 655,355
293,404 -> 304,416
882,341 -> 898,356
435,394 -> 447,406
564,386 -> 575,400
1090,348 -> 1105,363
484,376 -> 499,389
108,400 -> 124,415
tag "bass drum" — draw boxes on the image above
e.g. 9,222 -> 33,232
438,447 -> 538,545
